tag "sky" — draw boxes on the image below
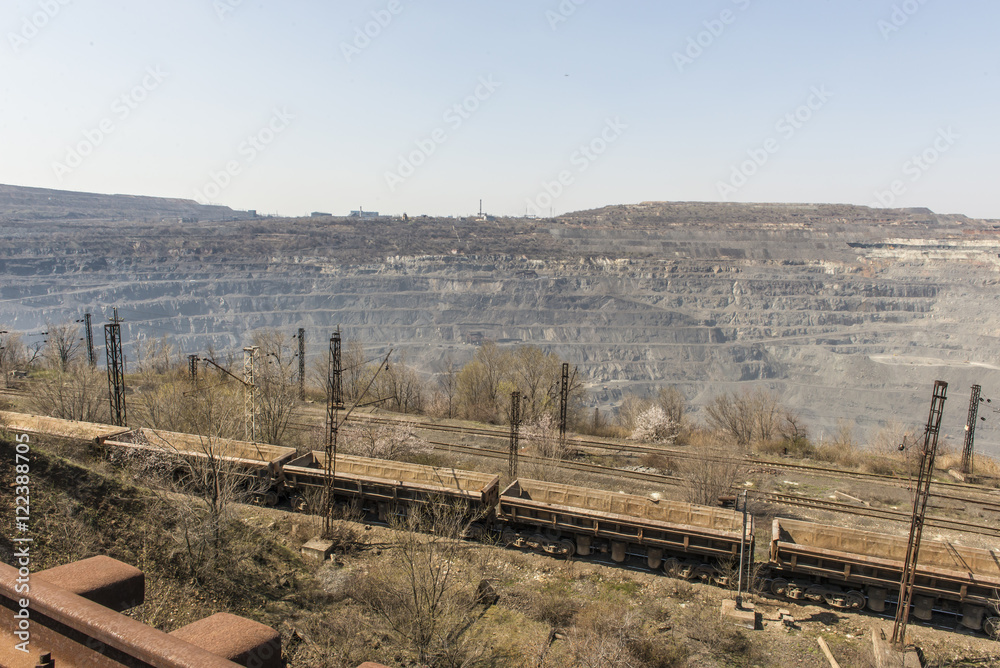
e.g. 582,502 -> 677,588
1,1 -> 998,219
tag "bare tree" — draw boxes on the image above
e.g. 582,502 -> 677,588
0,331 -> 36,386
679,439 -> 747,507
43,322 -> 81,372
705,388 -> 782,448
251,329 -> 300,445
510,345 -> 561,422
375,354 -> 424,414
128,385 -> 265,586
352,501 -> 487,664
342,339 -> 370,403
435,352 -> 460,418
134,335 -> 176,375
27,366 -> 109,422
656,386 -> 686,425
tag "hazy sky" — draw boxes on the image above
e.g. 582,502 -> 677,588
2,1 -> 997,218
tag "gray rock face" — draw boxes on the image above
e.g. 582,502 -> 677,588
2,195 -> 999,454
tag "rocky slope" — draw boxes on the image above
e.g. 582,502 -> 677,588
0,183 -> 248,223
2,193 -> 1000,453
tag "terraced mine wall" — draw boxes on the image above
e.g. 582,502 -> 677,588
2,201 -> 1000,453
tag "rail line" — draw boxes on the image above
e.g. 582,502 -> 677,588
310,412 -> 1000,511
418,437 -> 1000,539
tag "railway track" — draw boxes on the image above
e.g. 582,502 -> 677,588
306,412 -> 1000,511
419,437 -> 1000,539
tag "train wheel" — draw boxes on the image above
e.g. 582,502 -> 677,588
770,578 -> 789,597
663,557 -> 682,577
557,539 -> 576,558
290,495 -> 309,512
844,591 -> 866,610
984,616 -> 1000,640
501,529 -> 518,546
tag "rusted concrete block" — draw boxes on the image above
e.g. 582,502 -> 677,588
36,555 -> 144,612
721,599 -> 757,630
170,612 -> 281,668
301,537 -> 335,560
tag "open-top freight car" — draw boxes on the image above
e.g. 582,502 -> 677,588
769,518 -> 1000,637
497,479 -> 753,583
281,450 -> 501,530
102,427 -> 297,505
0,410 -> 132,444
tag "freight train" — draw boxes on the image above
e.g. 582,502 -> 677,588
2,411 -> 997,639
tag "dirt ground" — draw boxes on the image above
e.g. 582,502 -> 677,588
239,503 -> 1000,668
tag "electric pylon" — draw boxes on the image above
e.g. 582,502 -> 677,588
104,308 -> 127,427
892,380 -> 948,648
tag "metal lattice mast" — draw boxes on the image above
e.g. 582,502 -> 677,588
297,327 -> 306,401
323,330 -> 344,537
559,363 -> 569,444
961,384 -> 981,475
188,354 -> 199,383
243,346 -> 259,442
104,308 -> 127,427
83,313 -> 95,367
509,391 -> 521,479
892,380 -> 948,648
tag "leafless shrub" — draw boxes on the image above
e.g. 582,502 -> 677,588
42,321 -> 81,372
564,604 -> 687,668
351,501 -> 488,665
704,388 -> 783,448
678,437 -> 747,507
27,366 -> 109,423
522,413 -> 565,460
251,328 -> 301,446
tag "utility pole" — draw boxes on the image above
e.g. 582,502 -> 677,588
961,384 -> 982,475
323,330 -> 344,538
76,313 -> 96,367
104,308 -> 127,427
297,327 -> 306,401
509,391 -> 521,479
559,363 -> 569,445
736,490 -> 749,609
243,347 -> 259,442
892,380 -> 948,648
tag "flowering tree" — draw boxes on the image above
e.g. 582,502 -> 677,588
629,405 -> 679,444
